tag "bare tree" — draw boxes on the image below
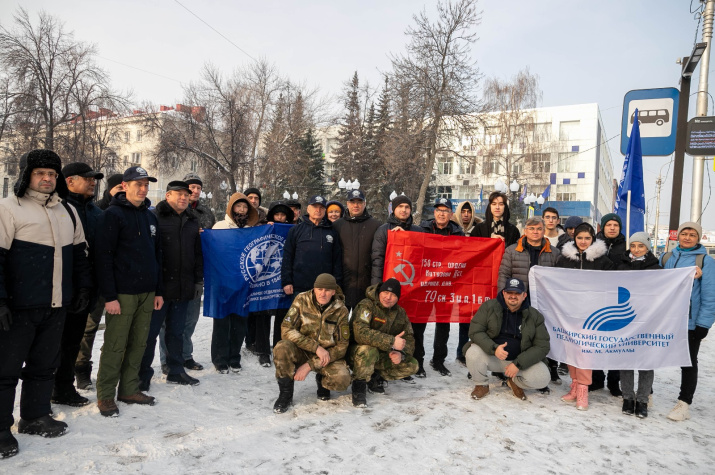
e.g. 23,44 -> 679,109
477,67 -> 554,217
390,0 -> 482,218
0,8 -> 126,150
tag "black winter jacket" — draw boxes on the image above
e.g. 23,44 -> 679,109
596,231 -> 627,267
616,251 -> 662,271
65,192 -> 103,266
371,214 -> 423,285
332,211 -> 381,308
190,200 -> 216,230
281,216 -> 343,293
95,192 -> 163,301
419,219 -> 465,236
153,200 -> 203,301
97,190 -> 112,210
469,203 -> 520,246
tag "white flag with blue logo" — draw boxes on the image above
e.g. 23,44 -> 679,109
529,266 -> 695,370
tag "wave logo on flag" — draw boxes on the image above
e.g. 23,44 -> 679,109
583,287 -> 637,332
240,234 -> 285,284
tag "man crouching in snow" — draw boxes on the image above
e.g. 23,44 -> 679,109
464,278 -> 551,401
273,274 -> 351,414
348,279 -> 418,407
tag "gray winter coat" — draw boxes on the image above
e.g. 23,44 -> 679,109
498,236 -> 560,292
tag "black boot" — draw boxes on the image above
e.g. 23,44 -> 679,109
607,377 -> 622,397
316,373 -> 331,401
368,372 -> 386,394
17,415 -> 68,438
635,401 -> 648,419
74,362 -> 92,390
273,377 -> 294,414
0,429 -> 19,459
51,387 -> 90,407
352,379 -> 367,408
622,399 -> 635,415
415,359 -> 426,378
548,359 -> 561,385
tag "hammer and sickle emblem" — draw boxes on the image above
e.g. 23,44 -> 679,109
392,258 -> 416,287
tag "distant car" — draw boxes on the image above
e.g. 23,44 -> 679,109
631,109 -> 669,127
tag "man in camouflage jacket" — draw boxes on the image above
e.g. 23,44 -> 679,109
348,279 -> 418,407
273,274 -> 351,413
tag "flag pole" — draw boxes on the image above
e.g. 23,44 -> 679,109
626,190 -> 631,246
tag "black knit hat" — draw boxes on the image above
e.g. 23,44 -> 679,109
106,174 -> 124,190
391,195 -> 412,212
379,278 -> 401,299
15,149 -> 68,198
243,187 -> 262,205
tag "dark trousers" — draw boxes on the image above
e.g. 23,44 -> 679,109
140,300 -> 189,382
457,323 -> 469,359
412,322 -> 450,364
54,308 -> 91,394
211,314 -> 246,367
679,330 -> 703,405
250,310 -> 272,355
272,308 -> 289,348
591,369 -> 620,387
0,307 -> 65,430
76,297 -> 105,367
246,313 -> 257,348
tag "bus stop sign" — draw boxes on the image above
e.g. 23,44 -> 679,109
621,88 -> 679,156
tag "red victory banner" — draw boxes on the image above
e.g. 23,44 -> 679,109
383,231 -> 504,323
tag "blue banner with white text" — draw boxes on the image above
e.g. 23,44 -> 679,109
201,224 -> 293,318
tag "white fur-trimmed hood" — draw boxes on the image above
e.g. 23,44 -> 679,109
560,239 -> 608,262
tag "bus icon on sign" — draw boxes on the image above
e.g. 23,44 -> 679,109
631,109 -> 669,127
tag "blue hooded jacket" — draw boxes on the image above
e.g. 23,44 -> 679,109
660,245 -> 715,330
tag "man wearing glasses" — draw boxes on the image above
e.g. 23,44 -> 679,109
542,207 -> 564,248
416,198 -> 464,377
48,163 -> 105,408
0,150 -> 91,458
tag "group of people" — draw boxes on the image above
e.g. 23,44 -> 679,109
0,150 -> 713,460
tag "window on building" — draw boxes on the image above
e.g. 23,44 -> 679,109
559,121 -> 580,141
530,153 -> 551,173
534,122 -> 551,141
4,162 -> 16,175
437,154 -> 454,175
556,185 -> 577,202
511,160 -> 523,176
190,159 -> 197,172
324,162 -> 337,182
437,186 -> 452,200
3,177 -> 8,198
136,130 -> 143,142
131,152 -> 141,167
461,158 -> 477,175
459,185 -> 480,199
125,131 -> 130,143
484,125 -> 500,145
482,159 -> 498,176
557,152 -> 576,173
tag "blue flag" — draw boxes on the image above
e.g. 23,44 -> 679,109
615,109 -> 645,234
201,224 -> 293,318
542,184 -> 550,199
519,183 -> 527,201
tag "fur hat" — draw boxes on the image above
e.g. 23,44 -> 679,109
15,149 -> 68,199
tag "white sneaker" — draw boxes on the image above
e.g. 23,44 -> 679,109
667,400 -> 690,421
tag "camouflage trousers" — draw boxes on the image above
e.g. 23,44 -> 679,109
347,344 -> 419,382
274,340 -> 351,391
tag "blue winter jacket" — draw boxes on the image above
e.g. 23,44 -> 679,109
660,245 -> 715,330
281,216 -> 343,293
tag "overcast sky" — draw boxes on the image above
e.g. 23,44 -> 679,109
2,0 -> 713,230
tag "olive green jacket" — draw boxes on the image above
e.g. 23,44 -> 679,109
464,296 -> 550,370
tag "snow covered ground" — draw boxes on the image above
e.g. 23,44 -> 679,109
5,319 -> 714,474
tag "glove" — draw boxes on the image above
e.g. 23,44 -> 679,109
193,283 -> 204,301
693,326 -> 709,340
68,288 -> 91,315
0,302 -> 12,331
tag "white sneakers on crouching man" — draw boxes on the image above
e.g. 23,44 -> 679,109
667,400 -> 690,421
